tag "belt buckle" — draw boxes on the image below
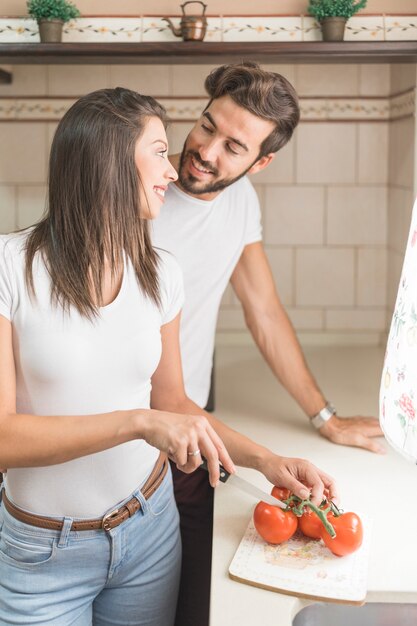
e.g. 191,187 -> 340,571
102,508 -> 120,532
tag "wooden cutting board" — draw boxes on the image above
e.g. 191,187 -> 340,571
229,511 -> 372,605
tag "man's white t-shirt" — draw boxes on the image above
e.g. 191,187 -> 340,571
151,176 -> 262,407
0,231 -> 184,517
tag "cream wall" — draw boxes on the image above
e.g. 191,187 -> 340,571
218,63 -> 391,337
0,62 -> 400,340
2,0 -> 417,16
386,66 -> 417,317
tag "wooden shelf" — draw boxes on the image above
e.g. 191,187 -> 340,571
0,41 -> 417,66
0,68 -> 12,83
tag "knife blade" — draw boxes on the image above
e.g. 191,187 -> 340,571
200,460 -> 287,509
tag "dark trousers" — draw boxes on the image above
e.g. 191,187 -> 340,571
171,462 -> 214,626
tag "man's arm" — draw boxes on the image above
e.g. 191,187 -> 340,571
151,313 -> 339,505
230,241 -> 385,454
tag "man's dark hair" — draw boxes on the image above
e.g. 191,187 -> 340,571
204,62 -> 300,157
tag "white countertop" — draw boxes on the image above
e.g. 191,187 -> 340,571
210,345 -> 417,626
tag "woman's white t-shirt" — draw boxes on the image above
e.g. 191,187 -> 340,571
0,230 -> 184,518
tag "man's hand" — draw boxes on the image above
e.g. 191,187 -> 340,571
318,415 -> 385,454
258,453 -> 339,506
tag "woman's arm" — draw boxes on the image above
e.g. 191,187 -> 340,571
151,313 -> 339,505
0,315 -> 233,486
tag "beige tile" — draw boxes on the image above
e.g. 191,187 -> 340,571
222,17 -> 303,42
216,308 -> 246,331
48,65 -> 108,96
358,123 -> 388,184
387,250 -> 406,313
327,187 -> 387,245
264,186 -> 324,245
357,248 -> 387,307
302,17 -> 321,42
17,186 -> 47,229
252,184 -> 265,223
385,16 -> 417,42
0,185 -> 16,233
0,123 -> 47,184
296,248 -> 355,306
325,308 -> 387,331
250,139 -> 294,184
286,308 -> 323,330
171,65 -> 218,97
0,66 -> 47,97
390,64 -> 417,94
388,117 -> 415,188
260,65 -> 296,87
359,65 -> 390,96
387,187 -> 414,254
296,123 -> 356,184
265,247 -> 293,306
219,283 -> 235,308
47,122 -> 59,152
63,18 -> 142,43
142,17 -> 179,42
109,65 -> 171,96
344,16 -> 385,41
296,65 -> 359,97
166,122 -> 194,155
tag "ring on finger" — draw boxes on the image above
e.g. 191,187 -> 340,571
187,449 -> 201,457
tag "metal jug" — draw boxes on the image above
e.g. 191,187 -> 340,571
163,1 -> 208,41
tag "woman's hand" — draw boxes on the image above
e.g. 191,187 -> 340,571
139,410 -> 236,487
258,452 -> 339,506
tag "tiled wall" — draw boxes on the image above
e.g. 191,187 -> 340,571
387,66 -> 417,316
0,63 -> 416,340
219,63 -> 393,338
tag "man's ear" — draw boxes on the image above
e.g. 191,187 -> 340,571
247,153 -> 276,176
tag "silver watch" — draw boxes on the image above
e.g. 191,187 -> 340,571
310,402 -> 336,429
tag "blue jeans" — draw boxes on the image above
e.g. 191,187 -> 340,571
0,468 -> 181,626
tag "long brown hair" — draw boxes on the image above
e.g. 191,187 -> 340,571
25,88 -> 167,319
204,62 -> 300,157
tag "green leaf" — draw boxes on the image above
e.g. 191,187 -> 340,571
307,0 -> 367,20
27,0 -> 80,23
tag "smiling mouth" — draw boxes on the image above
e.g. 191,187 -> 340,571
153,186 -> 166,200
190,156 -> 214,176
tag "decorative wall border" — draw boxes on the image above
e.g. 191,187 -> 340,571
0,91 -> 414,122
0,14 -> 417,43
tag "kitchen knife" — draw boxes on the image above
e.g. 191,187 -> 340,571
200,459 -> 287,509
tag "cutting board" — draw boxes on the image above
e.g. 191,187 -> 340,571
229,511 -> 372,605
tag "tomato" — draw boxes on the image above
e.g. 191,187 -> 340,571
271,486 -> 292,502
253,501 -> 298,545
299,507 -> 326,539
320,512 -> 363,557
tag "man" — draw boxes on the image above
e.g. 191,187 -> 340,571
151,62 -> 384,626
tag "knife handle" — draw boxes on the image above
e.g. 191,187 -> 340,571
200,458 -> 230,483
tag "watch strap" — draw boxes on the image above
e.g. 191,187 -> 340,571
311,402 -> 336,429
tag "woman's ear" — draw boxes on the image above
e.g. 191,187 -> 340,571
247,153 -> 276,176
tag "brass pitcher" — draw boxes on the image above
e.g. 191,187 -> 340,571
163,1 -> 208,41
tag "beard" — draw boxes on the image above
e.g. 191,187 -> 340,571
178,147 -> 256,196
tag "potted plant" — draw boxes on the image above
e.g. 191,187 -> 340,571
27,0 -> 80,43
308,0 -> 367,42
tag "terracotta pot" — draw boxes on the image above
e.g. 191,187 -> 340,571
38,19 -> 64,43
321,17 -> 347,42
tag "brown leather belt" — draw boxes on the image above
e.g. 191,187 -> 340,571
2,452 -> 168,533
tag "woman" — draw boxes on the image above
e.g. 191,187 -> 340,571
0,88 -> 337,625
0,88 -> 234,626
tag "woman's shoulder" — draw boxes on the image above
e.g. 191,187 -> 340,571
0,229 -> 31,252
0,230 -> 31,265
155,248 -> 183,283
